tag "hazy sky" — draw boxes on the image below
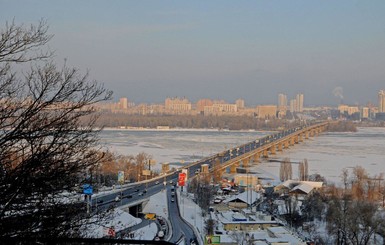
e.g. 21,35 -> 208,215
1,1 -> 385,106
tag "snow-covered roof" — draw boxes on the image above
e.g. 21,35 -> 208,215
278,180 -> 323,188
216,211 -> 276,225
301,181 -> 323,188
266,226 -> 306,244
290,183 -> 314,194
224,191 -> 261,205
275,180 -> 323,194
267,226 -> 288,234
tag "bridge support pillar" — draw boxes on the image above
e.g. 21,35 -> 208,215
310,130 -> 314,137
284,140 -> 289,149
230,163 -> 238,174
299,133 -> 303,142
253,152 -> 261,163
305,131 -> 309,139
277,143 -> 283,151
242,158 -> 249,168
295,135 -> 299,144
290,137 -> 295,146
270,145 -> 276,155
263,149 -> 269,158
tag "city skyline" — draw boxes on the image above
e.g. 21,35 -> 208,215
108,90 -> 382,109
1,1 -> 385,106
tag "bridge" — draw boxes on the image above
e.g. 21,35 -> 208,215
90,121 -> 329,244
181,121 -> 329,179
92,121 -> 329,213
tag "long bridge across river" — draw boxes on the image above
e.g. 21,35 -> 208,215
93,121 -> 329,212
180,121 -> 329,179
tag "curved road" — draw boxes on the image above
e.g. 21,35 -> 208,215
167,187 -> 197,245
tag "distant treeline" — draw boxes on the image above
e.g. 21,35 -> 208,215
327,121 -> 357,132
93,113 -> 300,130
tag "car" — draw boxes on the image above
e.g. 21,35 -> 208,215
171,198 -> 174,202
115,196 -> 120,202
169,180 -> 174,184
125,195 -> 132,199
138,192 -> 144,196
97,199 -> 104,204
155,181 -> 160,185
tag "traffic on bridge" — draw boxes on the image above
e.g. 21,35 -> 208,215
84,121 -> 328,244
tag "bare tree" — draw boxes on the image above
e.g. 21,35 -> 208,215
326,168 -> 385,245
229,231 -> 253,245
0,20 -> 112,237
327,197 -> 384,245
280,158 -> 292,182
299,161 -> 305,181
189,174 -> 214,216
204,218 -> 215,236
304,158 -> 308,180
135,152 -> 152,180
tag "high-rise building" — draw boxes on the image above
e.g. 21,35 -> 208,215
119,97 -> 128,109
289,99 -> 296,113
379,90 -> 385,113
361,107 -> 370,119
296,93 -> 304,112
278,94 -> 287,108
288,93 -> 304,113
278,93 -> 287,118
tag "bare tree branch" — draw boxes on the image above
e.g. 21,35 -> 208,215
0,20 -> 112,238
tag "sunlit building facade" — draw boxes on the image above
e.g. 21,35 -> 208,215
379,90 -> 385,113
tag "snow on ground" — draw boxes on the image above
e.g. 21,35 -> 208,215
177,188 -> 205,245
255,127 -> 385,185
83,208 -> 141,238
178,190 -> 204,233
83,188 -> 169,240
142,188 -> 169,217
101,127 -> 385,185
129,222 -> 158,240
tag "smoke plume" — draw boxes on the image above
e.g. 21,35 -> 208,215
332,87 -> 344,103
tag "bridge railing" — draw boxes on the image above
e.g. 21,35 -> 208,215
184,121 -> 329,173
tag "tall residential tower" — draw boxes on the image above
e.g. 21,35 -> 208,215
379,90 -> 385,113
278,93 -> 287,118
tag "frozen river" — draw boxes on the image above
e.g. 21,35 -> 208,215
99,127 -> 385,185
99,128 -> 269,164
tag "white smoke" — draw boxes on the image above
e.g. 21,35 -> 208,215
332,87 -> 344,100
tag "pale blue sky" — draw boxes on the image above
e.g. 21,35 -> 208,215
1,1 -> 385,106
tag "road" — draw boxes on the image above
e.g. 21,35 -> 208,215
79,122 -> 326,244
167,186 -> 197,245
90,173 -> 179,212
86,123 -> 323,211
